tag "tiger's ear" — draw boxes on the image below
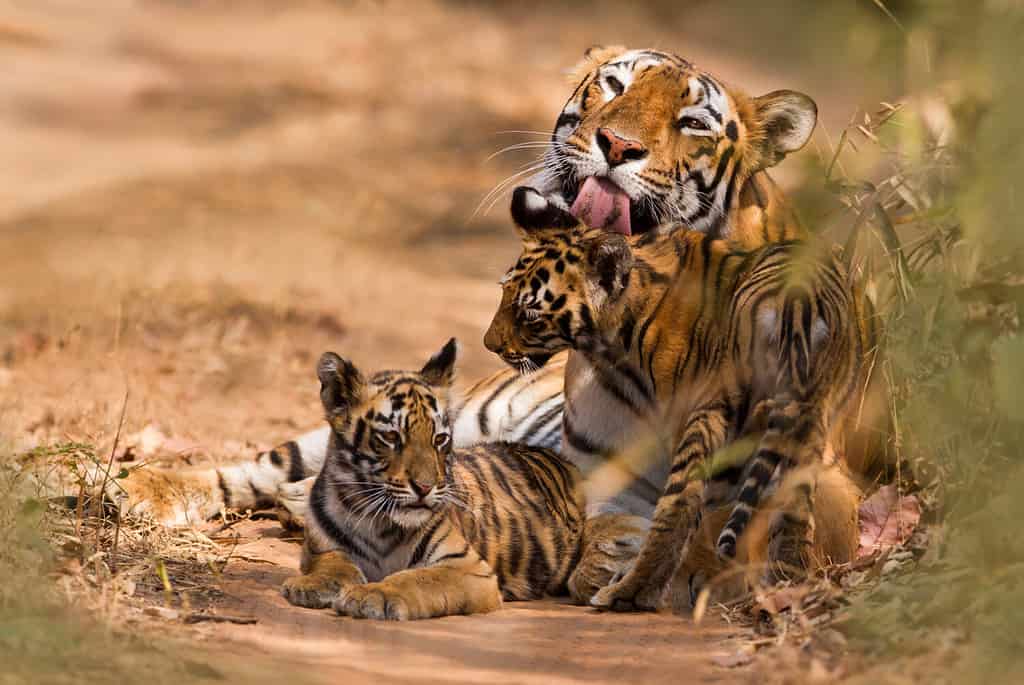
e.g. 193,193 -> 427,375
317,352 -> 365,419
750,90 -> 817,170
420,337 -> 459,388
510,186 -> 579,242
568,44 -> 628,84
585,233 -> 634,297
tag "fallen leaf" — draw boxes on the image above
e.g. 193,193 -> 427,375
858,484 -> 921,558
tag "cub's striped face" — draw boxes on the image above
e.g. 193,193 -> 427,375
484,188 -> 631,372
534,46 -> 816,236
317,339 -> 460,528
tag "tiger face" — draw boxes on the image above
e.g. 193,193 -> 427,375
484,187 -> 629,369
534,46 -> 817,239
316,339 -> 459,528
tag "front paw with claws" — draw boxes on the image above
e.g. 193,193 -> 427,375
334,584 -> 414,621
281,574 -> 344,609
590,570 -> 665,612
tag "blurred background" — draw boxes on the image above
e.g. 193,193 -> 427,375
2,1 -> 1022,683
0,0 -> 905,451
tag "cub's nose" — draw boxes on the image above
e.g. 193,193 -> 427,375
596,127 -> 648,166
483,325 -> 503,355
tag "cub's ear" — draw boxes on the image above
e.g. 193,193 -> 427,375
317,352 -> 365,419
420,337 -> 459,388
750,90 -> 817,170
511,187 -> 579,239
568,44 -> 628,84
586,233 -> 634,296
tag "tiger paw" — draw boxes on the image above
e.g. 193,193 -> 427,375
333,583 -> 414,621
590,571 -> 664,612
281,574 -> 344,609
276,479 -> 314,531
567,513 -> 648,604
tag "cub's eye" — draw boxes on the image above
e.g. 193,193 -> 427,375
678,116 -> 711,132
604,75 -> 624,96
373,431 -> 401,450
433,433 -> 450,449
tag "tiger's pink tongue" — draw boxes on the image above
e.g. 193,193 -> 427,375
570,176 -> 632,235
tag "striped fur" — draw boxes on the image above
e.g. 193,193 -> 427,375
532,45 -> 815,247
484,188 -> 883,610
282,339 -> 585,620
112,47 -> 824,537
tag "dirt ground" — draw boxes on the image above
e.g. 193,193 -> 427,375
1,1 -> 889,682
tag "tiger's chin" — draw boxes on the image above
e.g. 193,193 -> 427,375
389,506 -> 438,529
501,352 -> 555,375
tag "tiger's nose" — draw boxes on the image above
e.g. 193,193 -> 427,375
596,127 -> 648,166
409,479 -> 433,498
483,325 -> 503,355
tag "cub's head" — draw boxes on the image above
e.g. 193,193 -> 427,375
534,46 -> 816,236
484,187 -> 632,372
317,339 -> 459,527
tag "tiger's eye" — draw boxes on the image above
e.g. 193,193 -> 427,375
433,433 -> 450,449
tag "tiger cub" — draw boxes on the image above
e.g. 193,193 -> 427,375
484,187 -> 876,611
282,338 -> 586,620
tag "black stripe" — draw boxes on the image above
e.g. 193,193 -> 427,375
434,546 -> 470,564
477,374 -> 521,436
309,476 -> 368,561
286,441 -> 305,482
217,470 -> 232,508
409,515 -> 446,567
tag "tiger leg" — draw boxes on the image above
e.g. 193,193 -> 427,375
114,434 -> 324,526
281,543 -> 367,609
764,465 -> 818,584
334,550 -> 501,621
716,400 -> 826,565
591,403 -> 729,612
566,513 -> 650,604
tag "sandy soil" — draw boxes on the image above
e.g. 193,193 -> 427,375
0,1 -> 888,681
192,519 -> 739,685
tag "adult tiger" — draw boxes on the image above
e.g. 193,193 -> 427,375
112,46 -> 838,599
483,187 -> 882,610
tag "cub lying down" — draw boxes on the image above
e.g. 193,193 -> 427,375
281,339 -> 586,620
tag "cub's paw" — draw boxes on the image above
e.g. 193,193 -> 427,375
281,574 -> 343,609
276,479 -> 314,531
568,513 -> 648,604
590,570 -> 664,613
333,584 -> 414,621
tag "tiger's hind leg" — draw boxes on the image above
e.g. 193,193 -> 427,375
566,513 -> 650,604
764,465 -> 817,584
716,400 -> 826,572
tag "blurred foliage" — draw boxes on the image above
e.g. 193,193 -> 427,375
783,2 -> 1024,682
